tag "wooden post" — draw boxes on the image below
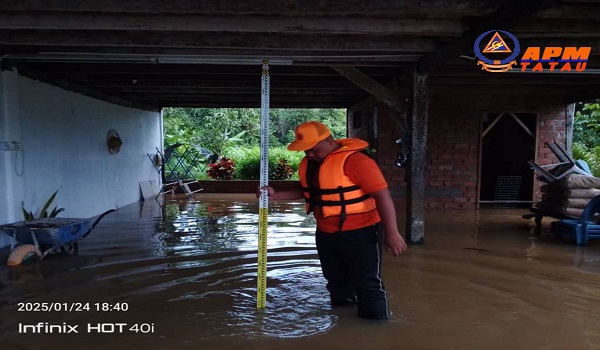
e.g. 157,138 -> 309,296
565,103 -> 575,154
406,70 -> 428,244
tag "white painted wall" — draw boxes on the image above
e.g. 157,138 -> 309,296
0,70 -> 162,246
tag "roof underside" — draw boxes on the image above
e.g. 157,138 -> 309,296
1,0 -> 599,109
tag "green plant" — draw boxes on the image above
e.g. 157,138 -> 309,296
162,107 -> 346,153
206,157 -> 235,180
21,189 -> 65,221
272,159 -> 295,180
573,142 -> 600,177
230,148 -> 266,180
574,101 -> 600,149
225,146 -> 302,180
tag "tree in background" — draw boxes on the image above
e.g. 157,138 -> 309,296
574,101 -> 600,149
163,107 -> 346,152
163,108 -> 259,155
162,108 -> 346,179
270,109 -> 347,146
573,100 -> 600,176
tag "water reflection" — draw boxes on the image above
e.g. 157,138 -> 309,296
150,196 -> 334,339
156,197 -> 315,256
2,195 -> 600,349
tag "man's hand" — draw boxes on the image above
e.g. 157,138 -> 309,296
384,230 -> 408,257
256,185 -> 304,201
256,186 -> 275,198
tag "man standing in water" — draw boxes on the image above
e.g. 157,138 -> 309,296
259,121 -> 407,320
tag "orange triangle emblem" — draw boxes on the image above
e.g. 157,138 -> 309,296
482,32 -> 512,53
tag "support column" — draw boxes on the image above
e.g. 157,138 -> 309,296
406,70 -> 428,244
0,69 -> 23,226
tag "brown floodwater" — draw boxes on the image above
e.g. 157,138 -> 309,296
1,193 -> 600,350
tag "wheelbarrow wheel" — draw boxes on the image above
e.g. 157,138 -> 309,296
60,242 -> 79,254
6,244 -> 41,266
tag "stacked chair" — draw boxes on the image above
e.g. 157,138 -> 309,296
528,141 -> 592,183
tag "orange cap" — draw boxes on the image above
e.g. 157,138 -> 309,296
287,121 -> 332,151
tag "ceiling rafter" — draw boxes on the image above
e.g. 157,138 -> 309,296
0,0 -> 499,16
0,14 -> 464,36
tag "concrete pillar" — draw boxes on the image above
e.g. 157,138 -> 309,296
0,69 -> 24,227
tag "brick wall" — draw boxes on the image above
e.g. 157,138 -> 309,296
348,93 -> 569,209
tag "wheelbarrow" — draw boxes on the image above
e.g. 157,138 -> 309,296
1,209 -> 115,266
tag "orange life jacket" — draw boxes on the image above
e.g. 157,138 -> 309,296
298,138 -> 377,230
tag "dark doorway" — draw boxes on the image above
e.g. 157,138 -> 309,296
479,112 -> 536,206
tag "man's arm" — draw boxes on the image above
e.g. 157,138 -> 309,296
345,153 -> 408,256
369,187 -> 408,256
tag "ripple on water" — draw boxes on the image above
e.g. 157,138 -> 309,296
156,194 -> 333,339
171,263 -> 336,339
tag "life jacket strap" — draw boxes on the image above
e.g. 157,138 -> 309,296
305,193 -> 371,207
338,186 -> 346,232
300,184 -> 360,195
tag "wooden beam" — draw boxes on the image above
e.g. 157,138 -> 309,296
88,80 -> 361,89
330,66 -> 403,112
0,13 -> 463,36
0,45 -> 427,59
158,100 -> 352,108
535,3 -> 600,19
0,0 -> 496,17
406,70 -> 428,244
13,62 -> 398,77
137,94 -> 357,108
429,77 -> 600,86
93,80 -> 366,90
566,89 -> 600,104
513,18 -> 600,35
111,87 -> 361,95
0,30 -> 437,52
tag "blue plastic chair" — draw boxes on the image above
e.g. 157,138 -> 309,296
551,194 -> 600,245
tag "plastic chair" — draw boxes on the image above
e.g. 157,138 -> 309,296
545,141 -> 592,176
528,141 -> 592,183
528,160 -> 578,183
545,141 -> 571,163
551,194 -> 600,245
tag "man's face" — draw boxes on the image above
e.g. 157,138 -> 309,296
304,139 -> 329,162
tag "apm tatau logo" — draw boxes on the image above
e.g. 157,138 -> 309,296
474,30 -> 591,73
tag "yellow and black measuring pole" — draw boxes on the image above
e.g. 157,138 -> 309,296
257,60 -> 270,309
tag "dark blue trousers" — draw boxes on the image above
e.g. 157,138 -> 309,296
315,224 -> 389,319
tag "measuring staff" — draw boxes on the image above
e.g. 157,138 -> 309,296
257,60 -> 270,309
